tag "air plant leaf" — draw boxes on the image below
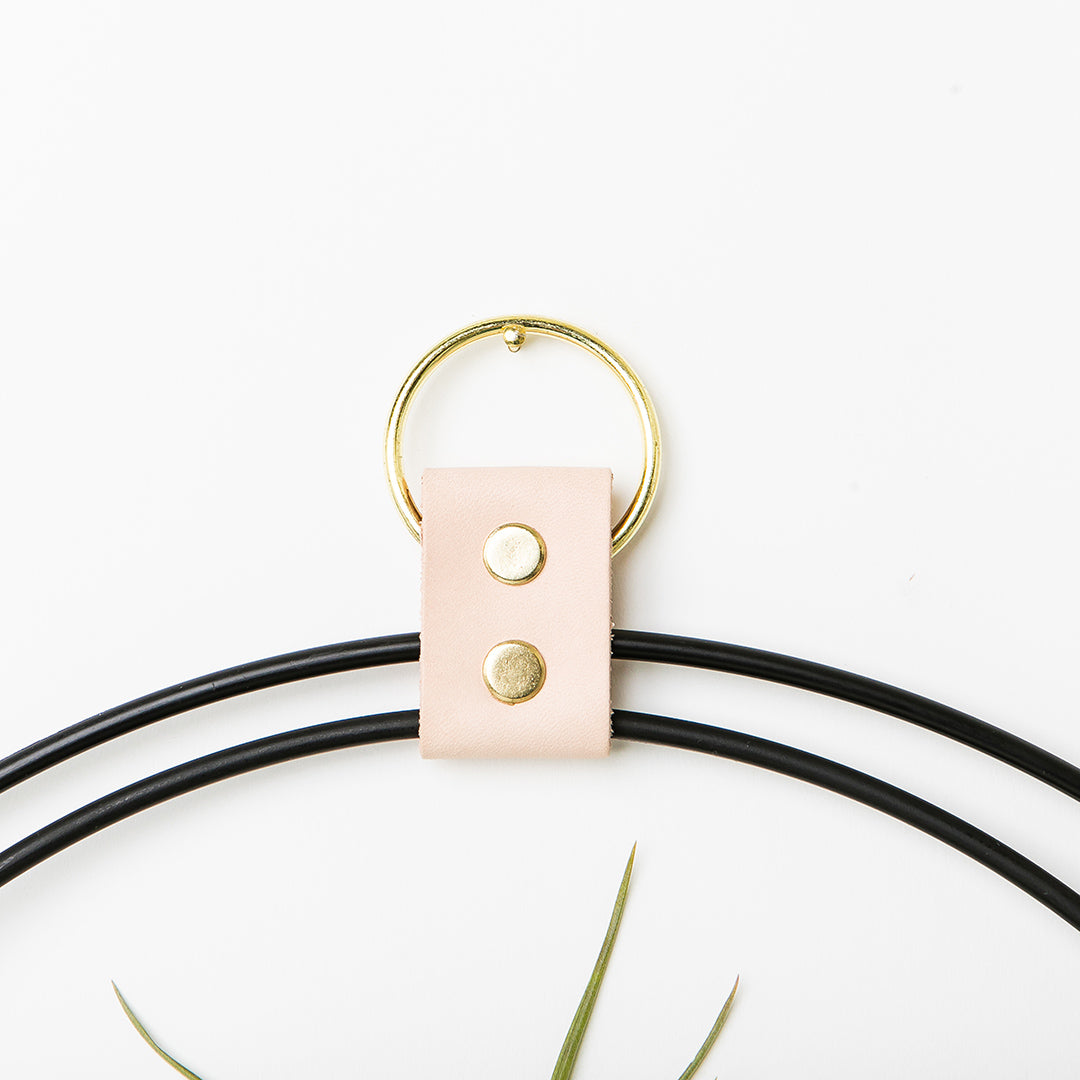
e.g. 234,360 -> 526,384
675,975 -> 740,1080
548,846 -> 739,1080
112,982 -> 205,1080
549,844 -> 637,1080
114,846 -> 738,1079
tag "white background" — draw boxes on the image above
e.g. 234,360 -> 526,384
1,3 -> 1078,1076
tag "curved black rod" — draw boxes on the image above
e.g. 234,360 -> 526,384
2,710 -> 1079,935
615,631 -> 1080,801
0,634 -> 421,794
3,632 -> 1080,807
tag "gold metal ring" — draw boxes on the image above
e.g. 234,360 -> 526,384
384,316 -> 661,556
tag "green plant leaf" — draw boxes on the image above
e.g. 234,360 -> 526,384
675,975 -> 739,1080
112,982 -> 206,1080
112,847 -> 739,1079
549,844 -> 636,1080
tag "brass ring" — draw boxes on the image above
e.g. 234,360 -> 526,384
384,316 -> 661,556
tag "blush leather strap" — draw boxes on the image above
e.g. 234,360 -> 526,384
419,467 -> 612,758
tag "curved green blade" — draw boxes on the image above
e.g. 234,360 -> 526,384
549,844 -> 636,1080
675,975 -> 739,1080
112,982 -> 205,1080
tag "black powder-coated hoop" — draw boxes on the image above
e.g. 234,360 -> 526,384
1,631 -> 1080,933
4,631 -> 1079,803
2,708 -> 1080,935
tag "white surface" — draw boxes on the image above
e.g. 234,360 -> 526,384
1,3 -> 1078,1076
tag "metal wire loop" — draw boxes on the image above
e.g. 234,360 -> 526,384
383,316 -> 661,555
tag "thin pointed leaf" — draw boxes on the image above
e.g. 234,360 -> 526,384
112,982 -> 206,1080
549,844 -> 636,1080
675,975 -> 739,1080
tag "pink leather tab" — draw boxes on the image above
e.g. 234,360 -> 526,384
420,467 -> 612,758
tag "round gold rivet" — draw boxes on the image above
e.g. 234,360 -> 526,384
483,523 -> 546,585
502,324 -> 526,352
482,640 -> 546,704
